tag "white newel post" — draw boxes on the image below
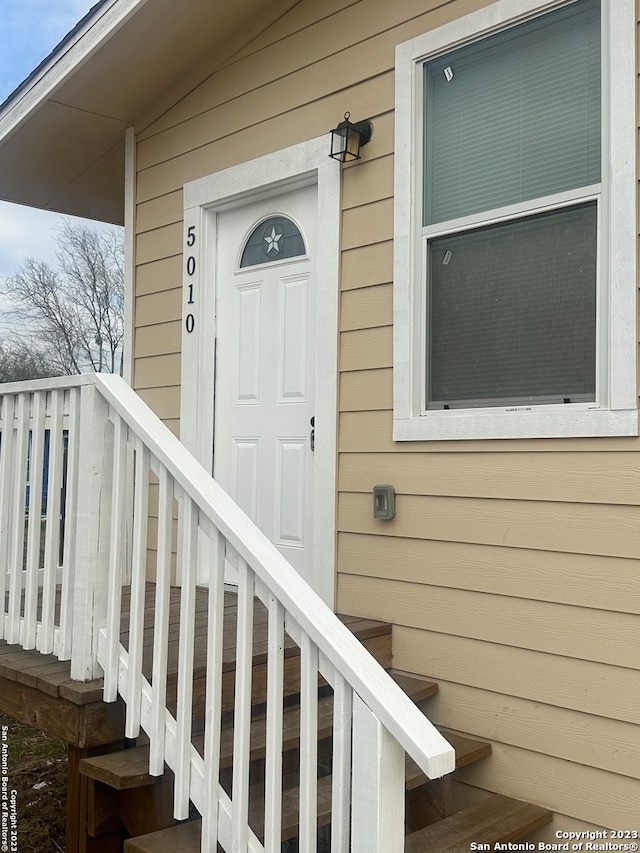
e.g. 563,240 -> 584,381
70,382 -> 113,680
351,693 -> 406,853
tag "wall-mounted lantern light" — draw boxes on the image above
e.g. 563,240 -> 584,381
329,112 -> 373,162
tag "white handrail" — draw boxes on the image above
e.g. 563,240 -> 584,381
0,373 -> 455,851
94,373 -> 455,776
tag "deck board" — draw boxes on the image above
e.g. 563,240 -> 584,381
0,585 -> 388,708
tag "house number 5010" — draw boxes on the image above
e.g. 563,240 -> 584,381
185,225 -> 196,334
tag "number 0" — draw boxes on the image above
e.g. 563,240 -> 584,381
186,314 -> 195,333
186,256 -> 196,276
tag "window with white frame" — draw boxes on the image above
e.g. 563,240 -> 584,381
393,0 -> 637,441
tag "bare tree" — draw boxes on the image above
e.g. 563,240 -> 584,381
0,339 -> 58,382
2,220 -> 124,376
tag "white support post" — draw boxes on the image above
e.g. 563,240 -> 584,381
70,382 -> 113,681
351,693 -> 406,853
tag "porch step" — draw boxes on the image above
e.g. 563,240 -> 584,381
79,745 -> 155,789
405,794 -> 553,852
122,794 -> 552,853
93,617 -> 551,852
215,669 -> 438,768
240,729 -> 493,840
169,612 -> 393,718
80,672 -> 438,792
124,819 -> 201,853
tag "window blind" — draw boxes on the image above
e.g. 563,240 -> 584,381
423,0 -> 601,226
427,202 -> 597,407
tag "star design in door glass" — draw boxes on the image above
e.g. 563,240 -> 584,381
263,224 -> 284,256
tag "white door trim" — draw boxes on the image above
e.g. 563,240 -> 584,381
180,136 -> 341,605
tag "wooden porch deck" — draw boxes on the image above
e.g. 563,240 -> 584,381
0,585 -> 391,749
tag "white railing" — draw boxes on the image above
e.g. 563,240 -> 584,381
0,373 -> 454,851
0,375 -> 87,660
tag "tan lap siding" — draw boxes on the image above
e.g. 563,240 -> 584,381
336,117 -> 640,825
127,0 -> 640,833
333,1 -> 640,832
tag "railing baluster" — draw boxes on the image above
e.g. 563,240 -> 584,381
0,394 -> 16,639
7,394 -> 29,645
232,558 -> 254,852
299,632 -> 318,853
23,391 -> 45,648
264,596 -> 284,853
58,386 -> 80,661
201,527 -> 226,852
331,673 -> 353,853
149,465 -> 173,775
103,414 -> 128,702
125,439 -> 150,737
174,493 -> 197,820
40,389 -> 64,654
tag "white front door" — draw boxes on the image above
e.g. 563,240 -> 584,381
214,186 -> 317,586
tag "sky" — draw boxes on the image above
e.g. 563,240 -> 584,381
0,1 -> 112,285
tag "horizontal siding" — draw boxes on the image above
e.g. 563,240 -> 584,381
341,283 -> 392,331
342,152 -> 394,210
423,681 -> 640,779
339,409 -> 640,452
136,289 -> 181,327
341,197 -> 393,250
134,353 -> 180,388
337,532 -> 640,614
392,628 -> 639,724
135,321 -> 181,358
340,326 -> 392,372
129,0 -> 640,833
136,386 -> 181,422
136,222 -> 181,265
136,256 -> 182,296
339,451 -> 640,503
136,73 -> 390,203
337,576 -> 640,668
455,740 -> 640,828
136,0 -> 454,158
340,368 -> 393,411
136,190 -> 183,233
338,492 -> 640,559
341,241 -> 393,290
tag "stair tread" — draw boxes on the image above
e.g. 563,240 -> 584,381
258,732 -> 491,853
123,819 -> 201,853
405,794 -> 553,853
80,745 -> 155,790
80,673 -> 439,792
247,728 -> 492,841
213,670 -> 438,768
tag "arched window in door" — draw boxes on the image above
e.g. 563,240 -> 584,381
239,215 -> 306,268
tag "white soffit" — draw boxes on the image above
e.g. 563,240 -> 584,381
0,0 -> 293,223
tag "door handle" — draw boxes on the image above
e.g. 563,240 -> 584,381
310,416 -> 315,452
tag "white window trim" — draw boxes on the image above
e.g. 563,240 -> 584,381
393,0 -> 637,441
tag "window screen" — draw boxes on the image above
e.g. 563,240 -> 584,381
427,203 -> 597,408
